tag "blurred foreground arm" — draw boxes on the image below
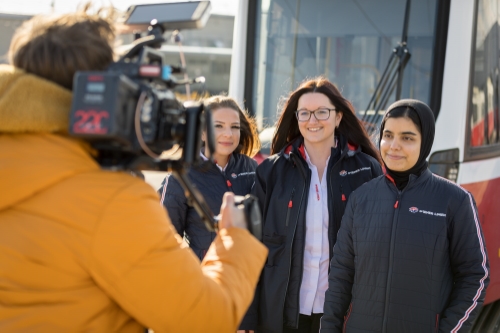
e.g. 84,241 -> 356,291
89,181 -> 268,332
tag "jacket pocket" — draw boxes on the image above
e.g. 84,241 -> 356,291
263,234 -> 286,267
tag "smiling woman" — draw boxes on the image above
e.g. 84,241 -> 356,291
379,103 -> 433,190
158,94 -> 260,261
203,107 -> 241,167
380,113 -> 421,173
239,77 -> 383,333
321,99 -> 489,333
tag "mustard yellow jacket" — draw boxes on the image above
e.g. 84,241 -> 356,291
0,65 -> 267,332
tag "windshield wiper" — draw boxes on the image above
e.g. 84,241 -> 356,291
362,0 -> 412,135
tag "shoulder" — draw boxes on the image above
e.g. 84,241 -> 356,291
351,174 -> 386,195
352,150 -> 382,169
256,152 -> 289,174
232,153 -> 258,171
158,172 -> 184,196
428,172 -> 471,202
84,170 -> 162,205
358,174 -> 386,190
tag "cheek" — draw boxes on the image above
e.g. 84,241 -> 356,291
297,122 -> 307,134
379,140 -> 389,153
410,146 -> 420,160
233,131 -> 241,144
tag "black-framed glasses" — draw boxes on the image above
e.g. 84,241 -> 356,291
295,108 -> 336,122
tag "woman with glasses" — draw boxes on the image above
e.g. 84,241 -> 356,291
238,77 -> 382,333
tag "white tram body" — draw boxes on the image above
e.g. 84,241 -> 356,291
229,0 -> 500,326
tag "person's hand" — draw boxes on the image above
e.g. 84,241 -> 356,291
236,330 -> 254,333
218,192 -> 247,230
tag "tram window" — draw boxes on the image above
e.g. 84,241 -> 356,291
469,0 -> 500,148
250,0 -> 438,129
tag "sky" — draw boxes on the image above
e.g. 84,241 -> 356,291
0,0 -> 237,16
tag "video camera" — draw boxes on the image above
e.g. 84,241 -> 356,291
68,1 -> 261,239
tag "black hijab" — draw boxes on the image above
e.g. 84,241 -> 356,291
379,99 -> 435,190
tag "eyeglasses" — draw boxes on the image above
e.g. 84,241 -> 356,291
295,108 -> 336,122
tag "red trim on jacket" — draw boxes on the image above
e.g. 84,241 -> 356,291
297,144 -> 306,160
383,165 -> 396,185
347,142 -> 358,151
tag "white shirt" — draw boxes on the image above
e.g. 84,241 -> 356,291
200,151 -> 227,172
299,149 -> 331,315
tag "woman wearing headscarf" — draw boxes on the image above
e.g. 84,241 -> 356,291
320,99 -> 490,333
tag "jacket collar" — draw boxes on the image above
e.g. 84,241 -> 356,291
281,134 -> 359,162
385,168 -> 432,190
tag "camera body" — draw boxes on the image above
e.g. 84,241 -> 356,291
69,59 -> 205,169
67,1 -> 261,240
69,1 -> 213,169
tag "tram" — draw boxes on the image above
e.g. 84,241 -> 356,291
229,0 -> 500,330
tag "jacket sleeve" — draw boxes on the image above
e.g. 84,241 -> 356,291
157,174 -> 188,236
439,192 -> 489,332
90,179 -> 268,333
238,161 -> 269,330
320,193 -> 357,333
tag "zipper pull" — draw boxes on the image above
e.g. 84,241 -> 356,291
394,200 -> 399,209
288,200 -> 293,208
226,180 -> 232,187
342,194 -> 346,201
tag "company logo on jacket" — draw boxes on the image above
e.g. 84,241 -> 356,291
409,206 -> 446,217
339,167 -> 370,176
230,171 -> 255,179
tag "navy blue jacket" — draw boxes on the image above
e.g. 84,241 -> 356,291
158,153 -> 257,260
240,135 -> 382,332
320,170 -> 490,333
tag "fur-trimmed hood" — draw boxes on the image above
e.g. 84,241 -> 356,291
0,64 -> 72,133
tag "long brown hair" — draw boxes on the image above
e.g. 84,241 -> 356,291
271,76 -> 381,163
8,3 -> 116,90
204,95 -> 261,157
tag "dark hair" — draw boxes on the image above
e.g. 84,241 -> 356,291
380,106 -> 422,136
271,76 -> 381,163
8,3 -> 116,90
204,95 -> 261,157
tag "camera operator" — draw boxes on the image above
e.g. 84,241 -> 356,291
0,5 -> 267,332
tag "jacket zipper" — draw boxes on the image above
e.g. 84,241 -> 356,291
381,190 -> 401,332
343,302 -> 353,333
285,188 -> 295,227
